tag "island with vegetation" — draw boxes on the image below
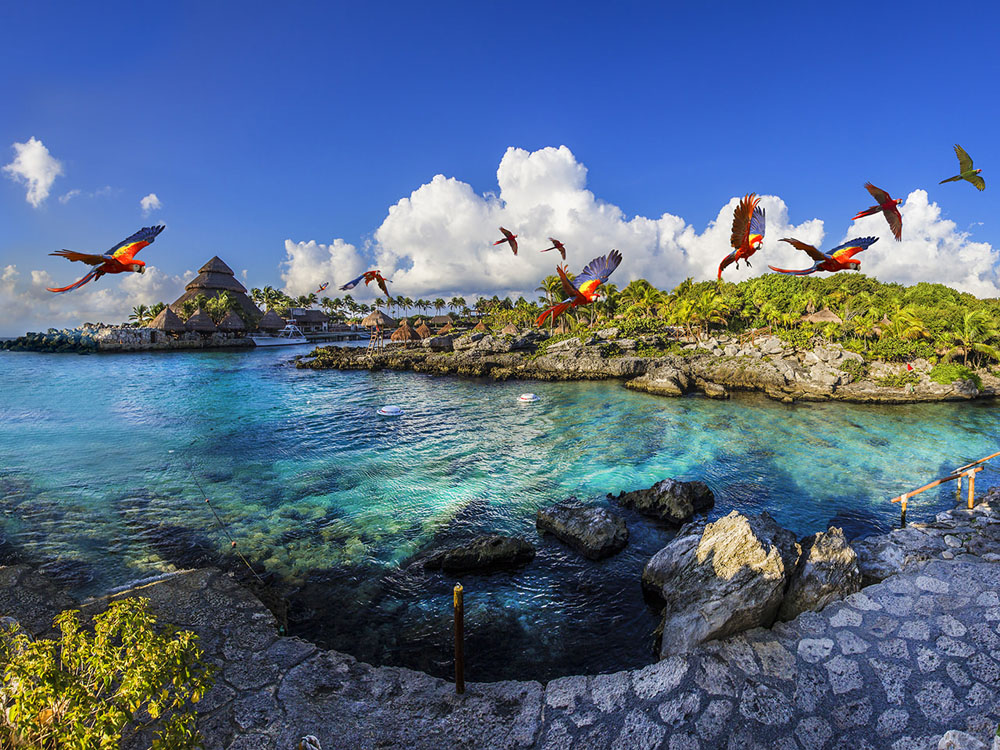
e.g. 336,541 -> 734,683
299,273 -> 1000,403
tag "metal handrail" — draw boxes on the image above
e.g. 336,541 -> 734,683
889,451 -> 996,526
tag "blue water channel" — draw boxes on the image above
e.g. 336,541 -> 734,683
0,345 -> 997,681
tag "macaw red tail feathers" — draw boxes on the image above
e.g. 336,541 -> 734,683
717,252 -> 736,280
851,206 -> 879,221
767,265 -> 814,276
47,269 -> 100,293
536,301 -> 573,327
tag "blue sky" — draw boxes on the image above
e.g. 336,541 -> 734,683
2,1 -> 999,333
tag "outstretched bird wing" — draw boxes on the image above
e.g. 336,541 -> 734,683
768,264 -> 819,276
375,274 -> 391,297
730,194 -> 760,250
780,238 -> 827,262
864,182 -> 892,206
885,206 -> 903,241
498,227 -> 518,255
556,264 -> 585,302
829,236 -> 878,262
954,144 -> 975,174
574,249 -> 623,287
967,174 -> 986,191
49,249 -> 110,266
108,225 -> 165,262
340,273 -> 366,290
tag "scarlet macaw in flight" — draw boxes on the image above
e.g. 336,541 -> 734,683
340,270 -> 392,297
536,249 -> 622,327
541,237 -> 567,260
769,236 -> 879,275
939,144 -> 985,191
315,282 -> 329,294
717,194 -> 765,279
493,227 -> 518,255
47,225 -> 165,294
852,183 -> 902,241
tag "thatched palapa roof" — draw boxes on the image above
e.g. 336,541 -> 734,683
415,322 -> 432,339
169,256 -> 260,322
259,310 -> 286,330
431,314 -> 454,326
500,323 -> 519,336
473,320 -> 488,333
185,308 -> 217,333
217,311 -> 246,331
437,322 -> 454,334
801,309 -> 843,325
390,320 -> 421,342
148,306 -> 186,332
362,310 -> 395,328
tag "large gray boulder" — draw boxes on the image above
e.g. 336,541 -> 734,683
642,511 -> 800,656
609,478 -> 714,525
778,526 -> 861,621
536,502 -> 628,560
424,335 -> 454,352
423,535 -> 535,573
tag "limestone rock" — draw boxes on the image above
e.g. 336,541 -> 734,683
778,527 -> 861,621
452,332 -> 484,351
937,729 -> 988,750
536,502 -> 628,560
423,535 -> 535,573
610,478 -> 714,525
424,335 -> 453,352
642,511 -> 800,656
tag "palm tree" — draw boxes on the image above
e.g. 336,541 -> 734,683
942,310 -> 1000,366
449,296 -> 466,313
691,288 -> 730,338
129,304 -> 150,326
433,298 -> 446,316
888,305 -> 930,341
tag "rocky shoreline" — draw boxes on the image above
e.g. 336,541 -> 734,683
296,328 -> 996,404
3,490 -> 1000,748
0,325 -> 253,353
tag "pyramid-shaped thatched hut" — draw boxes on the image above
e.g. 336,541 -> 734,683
170,257 -> 260,323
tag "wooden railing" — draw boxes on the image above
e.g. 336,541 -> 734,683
890,451 -> 999,526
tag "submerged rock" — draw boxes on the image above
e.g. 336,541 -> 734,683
423,534 -> 535,573
778,527 -> 861,621
536,501 -> 628,560
610,478 -> 714,525
643,510 -> 800,656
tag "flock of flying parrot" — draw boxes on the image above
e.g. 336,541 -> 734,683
43,145 -> 986,328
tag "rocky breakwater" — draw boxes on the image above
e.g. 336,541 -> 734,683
642,511 -> 862,656
1,325 -> 253,353
299,328 -> 997,404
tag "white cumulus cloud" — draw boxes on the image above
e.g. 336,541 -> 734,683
140,193 -> 162,215
278,146 -> 999,303
3,137 -> 64,207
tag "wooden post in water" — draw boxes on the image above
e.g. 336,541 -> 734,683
454,583 -> 465,694
969,469 -> 976,509
900,495 -> 907,528
956,475 -> 963,505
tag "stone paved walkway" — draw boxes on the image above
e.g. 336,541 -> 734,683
5,554 -> 1000,749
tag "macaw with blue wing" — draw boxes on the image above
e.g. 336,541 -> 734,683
769,236 -> 879,275
536,249 -> 622,327
339,270 -> 392,297
717,194 -> 765,280
47,225 -> 165,293
315,282 -> 329,294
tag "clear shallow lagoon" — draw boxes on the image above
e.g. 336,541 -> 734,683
1,346 -> 998,681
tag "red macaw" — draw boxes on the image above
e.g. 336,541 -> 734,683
47,225 -> 165,294
717,194 -> 765,279
541,237 -> 567,260
769,236 -> 879,275
939,144 -> 985,191
493,227 -> 518,255
340,270 -> 392,297
852,183 -> 902,241
315,282 -> 329,294
536,249 -> 622,327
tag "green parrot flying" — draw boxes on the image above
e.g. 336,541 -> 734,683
939,144 -> 985,191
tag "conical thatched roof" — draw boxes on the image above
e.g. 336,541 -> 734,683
217,311 -> 246,331
473,320 -> 488,333
415,322 -> 432,339
362,310 -> 395,328
431,314 -> 454,326
185,308 -> 217,332
801,309 -> 843,325
437,322 -> 454,334
500,323 -> 519,336
390,320 -> 421,341
259,310 -> 286,330
148,306 -> 185,332
169,255 -> 260,321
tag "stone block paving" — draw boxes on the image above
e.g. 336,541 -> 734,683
4,555 -> 1000,748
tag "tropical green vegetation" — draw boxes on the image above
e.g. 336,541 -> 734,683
0,597 -> 214,749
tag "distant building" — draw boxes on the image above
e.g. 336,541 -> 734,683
430,314 -> 454,327
287,308 -> 330,333
170,257 -> 260,324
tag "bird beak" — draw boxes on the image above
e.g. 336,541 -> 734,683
138,266 -> 145,274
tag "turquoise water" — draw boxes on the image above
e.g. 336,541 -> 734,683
1,346 -> 998,680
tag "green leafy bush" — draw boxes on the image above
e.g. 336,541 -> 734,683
930,362 -> 982,390
0,597 -> 214,749
599,342 -> 623,358
839,358 -> 868,382
866,337 -> 935,362
874,371 -> 920,388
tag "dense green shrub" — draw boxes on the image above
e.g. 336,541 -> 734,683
839,358 -> 868,382
874,371 -> 920,388
0,597 -> 214,749
930,362 -> 982,390
866,337 -> 935,362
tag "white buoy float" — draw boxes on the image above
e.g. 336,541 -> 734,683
377,405 -> 403,416
518,393 -> 540,402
